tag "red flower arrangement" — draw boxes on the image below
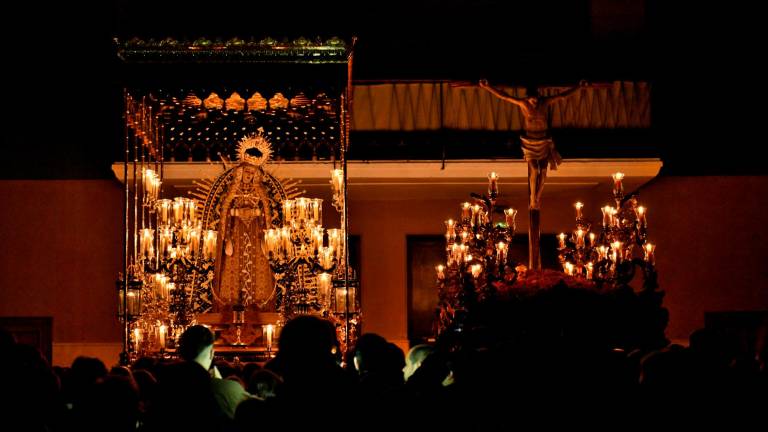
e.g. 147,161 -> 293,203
491,269 -> 597,299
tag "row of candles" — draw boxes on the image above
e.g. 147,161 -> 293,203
131,323 -> 277,351
263,225 -> 344,267
139,225 -> 218,261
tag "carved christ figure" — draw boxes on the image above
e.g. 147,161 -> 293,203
479,79 -> 587,209
479,79 -> 587,269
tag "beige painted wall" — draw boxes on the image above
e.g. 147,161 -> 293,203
1,176 -> 767,365
0,180 -> 124,365
640,176 -> 768,341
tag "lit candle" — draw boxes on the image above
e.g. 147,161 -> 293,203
319,246 -> 335,270
335,287 -> 356,314
327,229 -> 343,260
470,263 -> 483,278
165,282 -> 175,301
139,228 -> 155,261
150,174 -> 161,203
636,206 -> 647,227
296,198 -> 309,221
589,232 -> 596,247
564,262 -> 574,276
263,324 -> 275,350
445,219 -> 456,243
575,202 -> 583,220
126,290 -> 140,316
471,204 -> 482,227
283,200 -> 294,222
436,264 -> 446,280
496,241 -> 508,265
558,233 -> 567,249
448,244 -> 459,266
488,172 -> 499,198
461,202 -> 471,222
156,199 -> 173,228
142,168 -> 154,196
311,198 -> 323,223
133,327 -> 142,348
173,197 -> 185,226
602,206 -> 613,227
317,273 -> 332,304
612,172 -> 625,196
188,228 -> 201,258
575,228 -> 585,248
158,324 -> 167,349
586,262 -> 594,280
597,245 -> 609,261
611,241 -> 623,262
203,230 -> 217,260
504,208 -> 517,230
185,198 -> 197,226
644,243 -> 656,264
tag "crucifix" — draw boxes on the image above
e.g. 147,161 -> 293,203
478,79 -> 588,270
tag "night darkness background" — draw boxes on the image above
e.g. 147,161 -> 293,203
2,1 -> 765,178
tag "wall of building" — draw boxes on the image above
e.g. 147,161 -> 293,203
1,176 -> 767,365
639,176 -> 768,342
0,180 -> 124,366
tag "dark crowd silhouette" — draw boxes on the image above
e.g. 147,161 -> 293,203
3,305 -> 767,431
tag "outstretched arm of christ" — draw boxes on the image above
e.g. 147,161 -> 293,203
478,79 -> 527,109
543,80 -> 589,105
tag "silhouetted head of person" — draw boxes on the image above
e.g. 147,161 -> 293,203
353,333 -> 389,374
277,315 -> 338,364
178,325 -> 215,370
71,356 -> 108,385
